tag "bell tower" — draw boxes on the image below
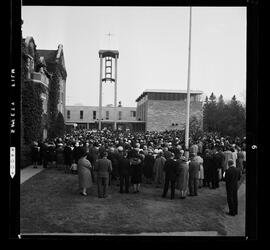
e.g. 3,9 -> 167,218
98,50 -> 119,131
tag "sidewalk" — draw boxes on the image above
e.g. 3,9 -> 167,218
21,165 -> 44,184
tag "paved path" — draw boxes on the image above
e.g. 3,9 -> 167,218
20,165 -> 44,184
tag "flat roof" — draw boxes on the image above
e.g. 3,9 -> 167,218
65,105 -> 136,109
99,50 -> 119,58
136,89 -> 203,102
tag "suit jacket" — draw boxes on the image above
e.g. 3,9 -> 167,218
118,157 -> 131,176
213,152 -> 224,170
94,158 -> 112,178
163,159 -> 180,180
225,167 -> 241,190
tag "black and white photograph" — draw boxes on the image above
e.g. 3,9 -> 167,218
9,0 -> 259,239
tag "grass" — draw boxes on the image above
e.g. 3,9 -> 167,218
20,168 -> 238,235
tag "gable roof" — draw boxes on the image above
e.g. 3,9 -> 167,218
37,47 -> 67,79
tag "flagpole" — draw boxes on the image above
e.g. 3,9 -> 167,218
185,6 -> 192,158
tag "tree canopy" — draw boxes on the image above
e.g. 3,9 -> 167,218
203,93 -> 246,137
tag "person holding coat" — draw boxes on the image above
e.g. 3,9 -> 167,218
94,151 -> 112,198
225,159 -> 241,216
77,149 -> 93,196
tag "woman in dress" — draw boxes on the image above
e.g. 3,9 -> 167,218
77,149 -> 93,196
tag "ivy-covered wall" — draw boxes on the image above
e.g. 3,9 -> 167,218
22,81 -> 45,144
47,68 -> 61,138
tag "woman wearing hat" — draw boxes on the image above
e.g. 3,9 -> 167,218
77,148 -> 93,196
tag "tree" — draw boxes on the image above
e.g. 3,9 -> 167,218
226,95 -> 246,137
189,114 -> 203,141
202,93 -> 246,138
203,92 -> 218,132
216,94 -> 227,134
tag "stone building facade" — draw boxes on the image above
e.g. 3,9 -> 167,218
136,89 -> 203,132
23,37 -> 51,140
65,105 -> 145,131
22,36 -> 67,140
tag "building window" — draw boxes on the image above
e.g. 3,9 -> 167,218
67,110 -> 70,119
118,111 -> 122,120
80,110 -> 83,119
130,111 -> 136,117
106,111 -> 109,120
93,110 -> 96,120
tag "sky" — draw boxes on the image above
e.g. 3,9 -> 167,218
22,6 -> 246,107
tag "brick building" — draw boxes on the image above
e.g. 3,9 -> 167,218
65,105 -> 145,131
22,36 -> 67,140
23,37 -> 51,140
136,89 -> 203,132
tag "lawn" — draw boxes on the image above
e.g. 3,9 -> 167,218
20,168 -> 233,235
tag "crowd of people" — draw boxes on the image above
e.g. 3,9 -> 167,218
30,129 -> 246,216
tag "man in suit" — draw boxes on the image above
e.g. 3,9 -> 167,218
212,147 -> 224,188
94,151 -> 112,198
162,153 -> 180,199
225,159 -> 241,216
118,151 -> 131,193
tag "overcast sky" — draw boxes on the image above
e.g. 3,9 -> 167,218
22,6 -> 246,107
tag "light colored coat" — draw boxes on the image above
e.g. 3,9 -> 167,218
176,159 -> 189,191
78,157 -> 92,189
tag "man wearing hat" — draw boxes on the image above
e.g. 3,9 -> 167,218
224,159 -> 241,216
94,151 -> 112,198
